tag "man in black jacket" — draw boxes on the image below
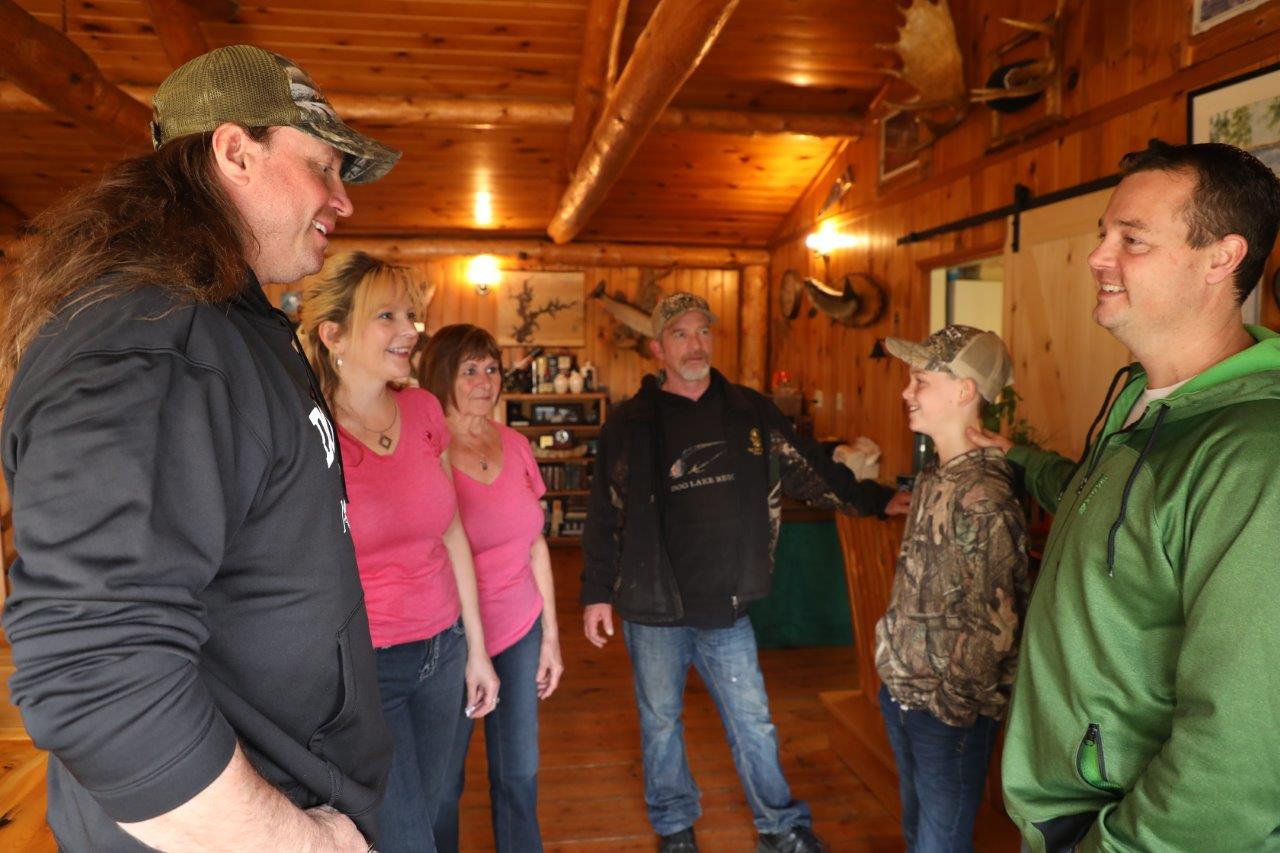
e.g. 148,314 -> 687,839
582,293 -> 905,853
1,46 -> 399,850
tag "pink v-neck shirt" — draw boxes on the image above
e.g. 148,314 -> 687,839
452,424 -> 547,657
339,388 -> 461,648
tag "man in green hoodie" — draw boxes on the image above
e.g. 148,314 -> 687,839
969,140 -> 1280,851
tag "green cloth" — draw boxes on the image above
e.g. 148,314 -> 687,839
1002,327 -> 1280,851
749,520 -> 852,648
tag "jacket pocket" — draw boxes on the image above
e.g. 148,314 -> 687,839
1076,723 -> 1123,794
309,619 -> 358,756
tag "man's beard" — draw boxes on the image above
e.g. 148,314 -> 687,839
673,358 -> 710,382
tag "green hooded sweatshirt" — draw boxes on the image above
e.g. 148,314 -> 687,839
1001,327 -> 1280,852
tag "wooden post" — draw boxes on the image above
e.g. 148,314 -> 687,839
141,0 -> 213,67
564,0 -> 631,173
0,0 -> 152,150
332,237 -> 768,270
547,0 -> 741,244
0,81 -> 865,138
739,264 -> 768,390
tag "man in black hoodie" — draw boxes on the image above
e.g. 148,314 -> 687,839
1,46 -> 400,850
582,293 -> 907,853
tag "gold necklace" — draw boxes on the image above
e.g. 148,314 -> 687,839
457,426 -> 496,471
343,401 -> 399,450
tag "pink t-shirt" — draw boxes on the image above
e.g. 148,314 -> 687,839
340,388 -> 460,648
452,424 -> 547,656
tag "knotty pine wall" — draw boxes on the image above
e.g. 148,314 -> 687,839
769,0 -> 1280,479
272,256 -> 741,404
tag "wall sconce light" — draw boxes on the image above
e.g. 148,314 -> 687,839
804,220 -> 860,258
466,255 -> 501,296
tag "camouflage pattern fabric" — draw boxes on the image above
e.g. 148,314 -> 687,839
875,447 -> 1030,727
650,292 -> 718,338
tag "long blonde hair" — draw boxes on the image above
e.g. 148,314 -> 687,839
299,251 -> 422,400
0,128 -> 271,410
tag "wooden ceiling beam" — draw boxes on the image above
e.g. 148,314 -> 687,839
0,0 -> 152,151
564,0 -> 631,173
547,0 -> 741,244
334,237 -> 769,269
142,0 -> 212,67
0,82 -> 864,138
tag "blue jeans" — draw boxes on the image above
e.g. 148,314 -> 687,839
373,620 -> 469,853
878,685 -> 1000,853
441,619 -> 544,853
623,617 -> 810,837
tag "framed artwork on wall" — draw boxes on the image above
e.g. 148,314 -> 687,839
1191,0 -> 1272,35
1188,61 -> 1280,315
879,110 -> 925,184
496,270 -> 585,346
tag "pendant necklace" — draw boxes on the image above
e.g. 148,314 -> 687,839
346,401 -> 399,450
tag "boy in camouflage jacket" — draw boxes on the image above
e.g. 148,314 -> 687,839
876,325 -> 1031,852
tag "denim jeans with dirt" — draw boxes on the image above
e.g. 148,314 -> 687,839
623,617 -> 811,838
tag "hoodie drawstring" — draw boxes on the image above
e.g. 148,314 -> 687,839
1105,403 -> 1168,575
1059,365 -> 1133,502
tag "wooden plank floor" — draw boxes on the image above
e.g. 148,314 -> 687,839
0,548 -> 904,851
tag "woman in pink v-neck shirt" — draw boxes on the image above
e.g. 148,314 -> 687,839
301,254 -> 499,853
420,325 -> 563,853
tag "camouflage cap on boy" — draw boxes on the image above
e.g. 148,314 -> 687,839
651,292 -> 718,338
150,44 -> 400,184
885,325 -> 1013,403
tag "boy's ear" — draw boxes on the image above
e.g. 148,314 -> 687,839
958,377 -> 980,406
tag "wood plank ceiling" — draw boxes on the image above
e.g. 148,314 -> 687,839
0,0 -> 901,247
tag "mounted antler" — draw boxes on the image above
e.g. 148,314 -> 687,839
877,0 -> 969,151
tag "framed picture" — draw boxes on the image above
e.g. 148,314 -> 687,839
879,110 -> 924,183
1191,0 -> 1271,35
1188,61 -> 1280,317
496,271 -> 585,346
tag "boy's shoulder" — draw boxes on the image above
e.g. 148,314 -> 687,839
923,448 -> 1020,516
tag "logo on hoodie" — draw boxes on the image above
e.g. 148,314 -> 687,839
308,405 -> 336,468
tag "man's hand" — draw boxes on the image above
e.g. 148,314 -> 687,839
583,604 -> 615,648
884,491 -> 912,516
966,426 -> 1013,455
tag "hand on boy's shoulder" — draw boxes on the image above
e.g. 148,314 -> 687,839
885,491 -> 912,516
965,426 -> 1013,455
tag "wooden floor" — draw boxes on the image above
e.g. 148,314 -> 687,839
1,548 -> 905,852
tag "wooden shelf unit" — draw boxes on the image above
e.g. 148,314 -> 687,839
499,392 -> 607,546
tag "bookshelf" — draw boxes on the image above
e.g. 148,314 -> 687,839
499,392 -> 607,546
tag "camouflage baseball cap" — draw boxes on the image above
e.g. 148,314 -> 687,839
651,292 -> 718,337
151,44 -> 400,184
885,325 -> 1013,403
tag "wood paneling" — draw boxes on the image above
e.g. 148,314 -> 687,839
277,244 -> 742,404
769,0 -> 1280,477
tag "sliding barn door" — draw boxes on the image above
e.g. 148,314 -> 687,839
1003,190 -> 1130,459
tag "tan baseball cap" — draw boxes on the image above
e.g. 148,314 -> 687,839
651,292 -> 717,338
885,325 -> 1014,403
151,44 -> 400,184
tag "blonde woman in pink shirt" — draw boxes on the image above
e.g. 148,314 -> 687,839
301,254 -> 500,853
420,325 -> 563,853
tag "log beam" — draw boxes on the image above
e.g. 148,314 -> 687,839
738,264 -> 768,391
142,0 -> 211,67
564,0 -> 631,173
333,237 -> 769,270
0,0 -> 152,150
547,0 -> 741,244
178,0 -> 238,19
0,82 -> 863,139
